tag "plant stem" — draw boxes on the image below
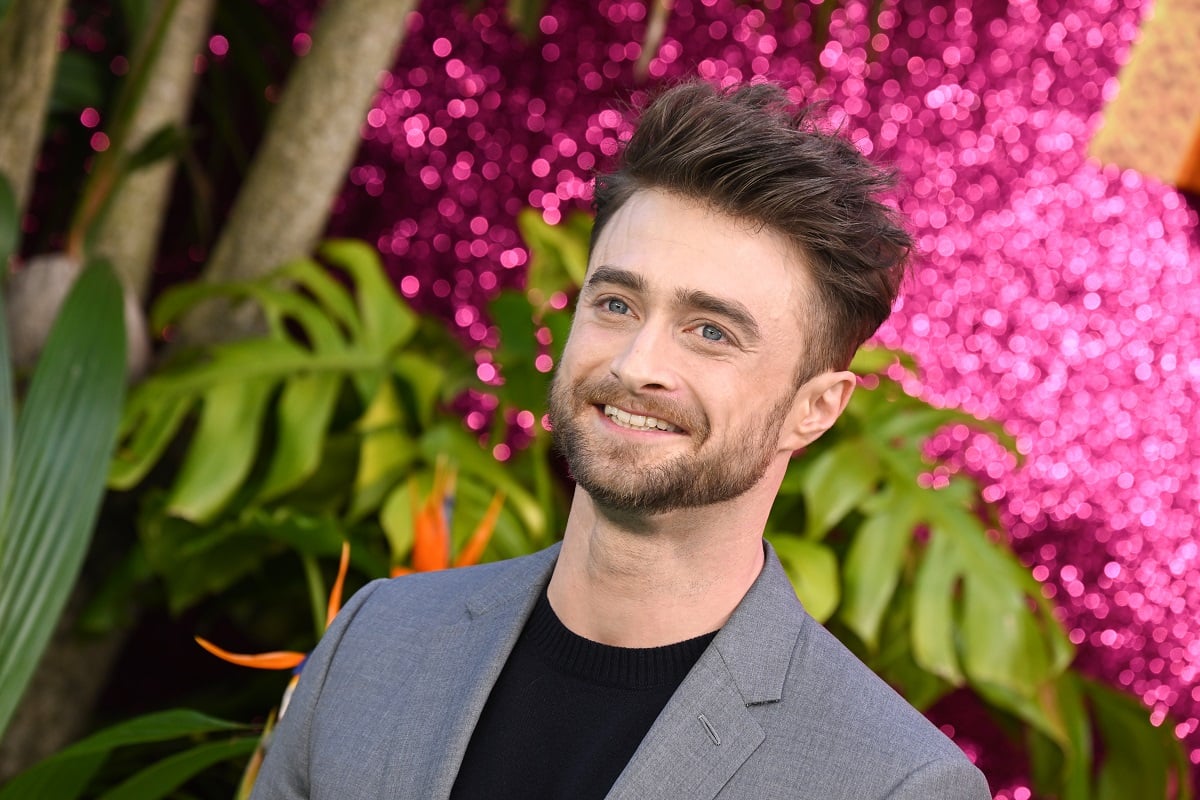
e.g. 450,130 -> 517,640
299,554 -> 326,642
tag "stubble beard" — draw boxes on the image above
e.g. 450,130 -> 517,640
547,371 -> 793,516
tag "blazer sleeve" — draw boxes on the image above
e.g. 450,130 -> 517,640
887,756 -> 992,800
250,578 -> 387,800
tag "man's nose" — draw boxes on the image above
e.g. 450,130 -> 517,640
609,323 -> 677,393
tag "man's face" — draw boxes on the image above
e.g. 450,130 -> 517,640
548,189 -> 817,516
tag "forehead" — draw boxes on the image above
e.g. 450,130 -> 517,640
587,189 -> 811,334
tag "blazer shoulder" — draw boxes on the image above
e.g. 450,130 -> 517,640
788,618 -> 968,759
754,615 -> 984,793
351,544 -> 560,630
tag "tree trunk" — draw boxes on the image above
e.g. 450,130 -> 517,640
0,0 -> 70,217
90,0 -> 217,302
181,0 -> 418,342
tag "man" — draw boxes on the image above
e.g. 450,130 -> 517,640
253,81 -> 992,799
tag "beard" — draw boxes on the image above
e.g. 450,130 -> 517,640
547,371 -> 793,516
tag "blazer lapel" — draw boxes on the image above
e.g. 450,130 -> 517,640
607,543 -> 807,800
383,545 -> 561,799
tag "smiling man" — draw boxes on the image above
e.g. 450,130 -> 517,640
252,81 -> 991,800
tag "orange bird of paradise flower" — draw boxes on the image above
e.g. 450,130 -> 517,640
194,541 -> 351,717
195,468 -> 504,690
391,463 -> 505,578
196,474 -> 503,798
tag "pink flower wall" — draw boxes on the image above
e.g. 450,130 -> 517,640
289,0 -> 1197,787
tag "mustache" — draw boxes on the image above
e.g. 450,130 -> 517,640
565,374 -> 706,436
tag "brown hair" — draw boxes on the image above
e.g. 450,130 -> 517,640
591,80 -> 912,381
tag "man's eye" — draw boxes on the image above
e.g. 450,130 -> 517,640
605,298 -> 630,314
699,324 -> 725,342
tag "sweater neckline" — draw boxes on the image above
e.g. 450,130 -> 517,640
524,588 -> 718,690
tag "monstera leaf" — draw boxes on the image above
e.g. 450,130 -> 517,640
109,240 -> 469,523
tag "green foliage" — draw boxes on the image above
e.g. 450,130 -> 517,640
50,50 -> 108,114
0,260 -> 127,738
1086,677 -> 1193,800
765,349 -> 1187,799
107,240 -> 550,617
0,709 -> 253,800
0,171 -> 16,265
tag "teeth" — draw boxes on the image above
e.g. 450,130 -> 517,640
603,405 -> 680,432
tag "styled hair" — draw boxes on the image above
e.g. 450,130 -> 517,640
591,80 -> 912,381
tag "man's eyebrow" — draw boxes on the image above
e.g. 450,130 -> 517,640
583,266 -> 648,294
674,288 -> 762,343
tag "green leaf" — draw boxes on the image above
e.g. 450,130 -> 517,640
98,737 -> 258,800
957,535 -> 1053,695
151,280 -> 248,330
1087,679 -> 1187,800
0,709 -> 247,800
350,379 -> 418,520
123,123 -> 186,172
0,262 -> 126,737
767,534 -> 840,622
491,290 -> 538,364
849,346 -> 915,375
928,497 -> 1061,697
798,438 -> 881,539
0,752 -> 106,800
505,0 -> 549,38
257,373 -> 340,501
139,506 -> 343,613
49,50 -> 106,113
839,487 -> 918,649
236,508 -> 345,556
118,0 -> 155,42
77,546 -> 151,634
392,352 -> 447,430
518,207 -> 590,299
276,257 -> 363,340
380,478 -> 417,563
0,171 -> 17,267
910,529 -> 965,685
109,394 -> 194,489
992,673 -> 1091,798
139,513 -> 272,613
166,377 -> 275,522
872,405 -> 1015,454
320,240 -> 416,354
866,582 -> 952,711
489,289 -> 552,413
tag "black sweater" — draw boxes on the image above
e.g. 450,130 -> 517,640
449,589 -> 717,800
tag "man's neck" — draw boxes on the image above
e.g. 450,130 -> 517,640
545,484 -> 774,648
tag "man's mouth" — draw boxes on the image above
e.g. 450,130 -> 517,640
602,404 -> 681,433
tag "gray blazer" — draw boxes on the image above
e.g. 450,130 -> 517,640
252,543 -> 991,799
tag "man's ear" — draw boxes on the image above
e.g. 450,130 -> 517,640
779,370 -> 856,451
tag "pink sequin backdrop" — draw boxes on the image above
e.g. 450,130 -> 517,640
263,0 -> 1198,788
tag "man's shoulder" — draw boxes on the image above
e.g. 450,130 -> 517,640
753,611 -> 981,791
784,618 -> 955,751
718,549 -> 982,793
350,544 -> 559,629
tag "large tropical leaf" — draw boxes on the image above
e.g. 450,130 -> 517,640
0,708 -> 250,800
0,261 -> 126,737
110,241 -> 454,523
